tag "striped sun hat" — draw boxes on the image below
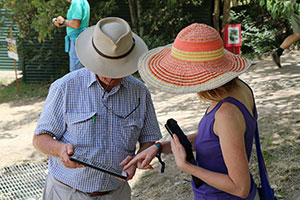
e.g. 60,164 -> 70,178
138,23 -> 252,94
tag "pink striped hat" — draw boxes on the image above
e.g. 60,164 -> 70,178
138,23 -> 252,93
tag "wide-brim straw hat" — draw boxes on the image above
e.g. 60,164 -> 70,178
138,23 -> 252,94
76,17 -> 148,78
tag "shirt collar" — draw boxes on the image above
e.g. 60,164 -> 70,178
87,71 -> 98,88
87,70 -> 130,89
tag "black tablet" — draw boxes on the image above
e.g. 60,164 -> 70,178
70,154 -> 128,180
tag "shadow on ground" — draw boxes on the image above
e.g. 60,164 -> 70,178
130,52 -> 300,200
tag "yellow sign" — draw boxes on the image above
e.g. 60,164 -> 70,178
6,37 -> 18,61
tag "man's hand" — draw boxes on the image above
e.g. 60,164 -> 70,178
59,143 -> 84,168
119,156 -> 137,181
32,134 -> 84,168
53,16 -> 65,27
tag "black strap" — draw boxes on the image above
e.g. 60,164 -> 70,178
154,143 -> 165,173
156,153 -> 165,173
254,124 -> 277,199
254,124 -> 268,178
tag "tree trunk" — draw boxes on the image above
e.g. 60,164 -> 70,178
222,0 -> 231,29
136,0 -> 143,36
128,0 -> 137,31
213,0 -> 220,32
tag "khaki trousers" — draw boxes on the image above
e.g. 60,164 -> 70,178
42,174 -> 131,200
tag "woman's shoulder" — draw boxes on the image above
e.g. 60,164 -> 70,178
215,101 -> 243,119
214,101 -> 246,136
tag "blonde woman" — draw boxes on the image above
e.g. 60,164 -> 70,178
122,23 -> 260,200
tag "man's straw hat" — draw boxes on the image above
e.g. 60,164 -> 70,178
76,17 -> 148,78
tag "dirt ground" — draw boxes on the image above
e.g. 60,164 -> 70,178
0,51 -> 299,200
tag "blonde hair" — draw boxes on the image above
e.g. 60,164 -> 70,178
197,78 -> 238,102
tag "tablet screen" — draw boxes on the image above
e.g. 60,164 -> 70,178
70,154 -> 128,180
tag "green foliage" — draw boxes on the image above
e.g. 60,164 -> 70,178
89,0 -> 118,25
0,0 -> 118,42
0,0 -> 118,82
262,0 -> 300,19
4,0 -> 296,81
1,0 -> 207,77
138,0 -> 205,49
231,10 -> 275,56
229,3 -> 290,58
0,0 -> 68,41
262,149 -> 277,166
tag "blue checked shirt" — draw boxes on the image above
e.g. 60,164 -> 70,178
34,68 -> 162,192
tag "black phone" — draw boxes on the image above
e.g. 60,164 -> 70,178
165,118 -> 203,188
70,154 -> 128,180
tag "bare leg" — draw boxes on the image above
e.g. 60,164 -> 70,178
280,33 -> 300,49
272,33 -> 300,68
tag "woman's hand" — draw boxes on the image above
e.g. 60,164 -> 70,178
170,134 -> 189,171
121,145 -> 158,171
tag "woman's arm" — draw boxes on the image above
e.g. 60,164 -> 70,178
171,102 -> 251,198
121,140 -> 172,171
122,131 -> 198,170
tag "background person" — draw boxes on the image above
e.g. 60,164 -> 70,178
33,17 -> 161,200
122,23 -> 260,200
271,0 -> 300,68
53,0 -> 90,72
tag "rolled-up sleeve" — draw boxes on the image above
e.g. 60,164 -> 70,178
34,82 -> 66,140
139,90 -> 162,144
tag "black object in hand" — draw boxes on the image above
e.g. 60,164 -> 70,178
70,154 -> 128,180
165,118 -> 203,188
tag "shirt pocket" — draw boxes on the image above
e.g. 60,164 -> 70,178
65,112 -> 97,147
117,115 -> 143,153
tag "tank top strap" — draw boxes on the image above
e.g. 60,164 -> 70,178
216,97 -> 256,120
205,79 -> 257,119
238,79 -> 258,119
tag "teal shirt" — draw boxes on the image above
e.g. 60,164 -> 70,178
66,0 -> 90,38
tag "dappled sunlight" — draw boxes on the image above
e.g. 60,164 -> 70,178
130,51 -> 300,199
0,100 -> 45,168
0,51 -> 299,199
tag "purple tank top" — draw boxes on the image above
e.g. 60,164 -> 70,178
192,96 -> 257,200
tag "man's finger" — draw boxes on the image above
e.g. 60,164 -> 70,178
66,143 -> 74,155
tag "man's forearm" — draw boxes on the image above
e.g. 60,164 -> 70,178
32,134 -> 63,157
64,19 -> 81,29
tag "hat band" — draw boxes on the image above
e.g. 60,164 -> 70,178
171,46 -> 224,62
92,38 -> 135,59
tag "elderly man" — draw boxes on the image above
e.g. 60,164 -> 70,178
33,17 -> 162,200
